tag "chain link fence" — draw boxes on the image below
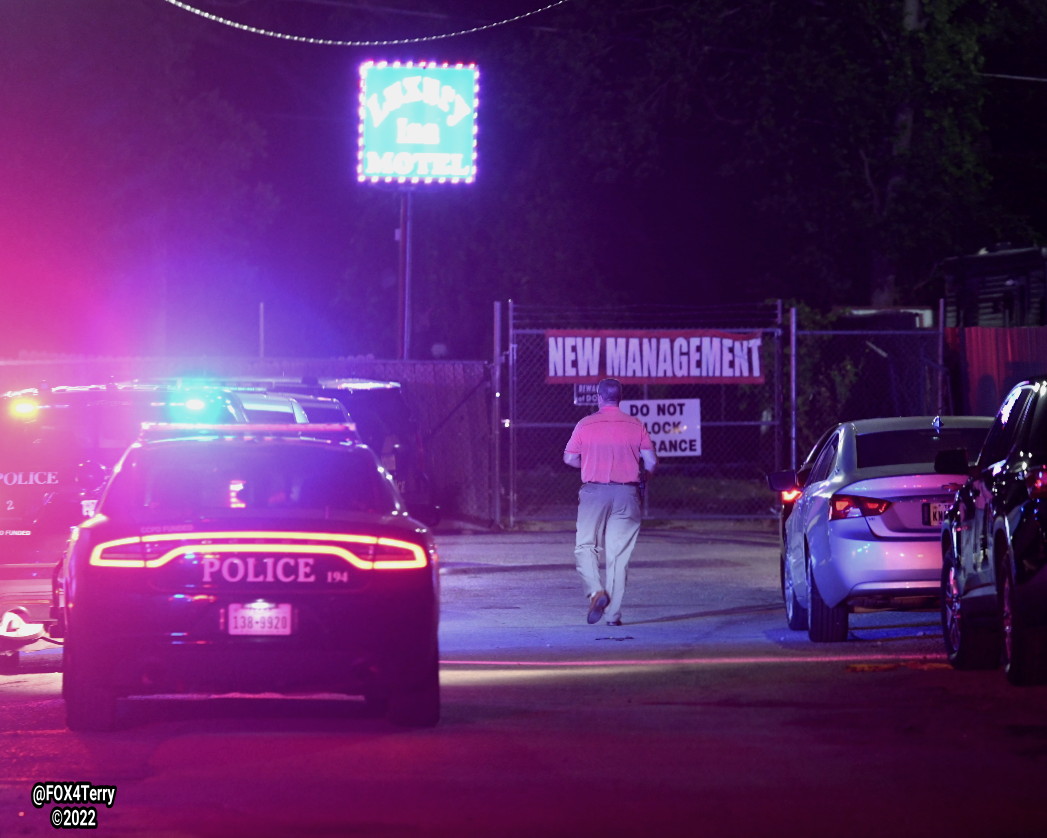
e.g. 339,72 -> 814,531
789,325 -> 947,466
0,355 -> 495,524
506,303 -> 786,523
505,304 -> 953,524
0,310 -> 950,528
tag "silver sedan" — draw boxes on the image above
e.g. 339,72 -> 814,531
770,416 -> 992,642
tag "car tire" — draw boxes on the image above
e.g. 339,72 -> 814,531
386,647 -> 440,728
782,553 -> 808,631
808,568 -> 848,642
941,553 -> 999,670
1002,556 -> 1047,686
63,631 -> 118,731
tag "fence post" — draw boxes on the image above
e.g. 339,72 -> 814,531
938,297 -> 946,415
507,300 -> 517,529
774,299 -> 784,471
492,301 -> 502,529
790,306 -> 798,469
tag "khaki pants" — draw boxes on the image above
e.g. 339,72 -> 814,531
574,483 -> 641,623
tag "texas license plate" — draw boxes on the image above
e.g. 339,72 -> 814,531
923,502 -> 950,527
228,602 -> 292,636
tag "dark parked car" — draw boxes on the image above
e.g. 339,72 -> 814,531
54,423 -> 440,730
938,377 -> 1047,684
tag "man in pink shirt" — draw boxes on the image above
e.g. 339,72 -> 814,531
563,378 -> 657,625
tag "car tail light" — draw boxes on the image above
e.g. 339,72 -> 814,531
370,538 -> 430,569
829,494 -> 891,520
780,488 -> 802,504
1026,468 -> 1047,499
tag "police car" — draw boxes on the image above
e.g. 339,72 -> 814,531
55,424 -> 440,730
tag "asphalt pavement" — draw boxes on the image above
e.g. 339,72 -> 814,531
4,518 -> 1046,838
434,518 -> 944,661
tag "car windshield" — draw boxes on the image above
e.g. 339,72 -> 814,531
104,443 -> 398,517
856,427 -> 988,469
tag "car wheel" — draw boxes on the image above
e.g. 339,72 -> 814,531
1002,557 -> 1047,686
63,631 -> 118,731
386,647 -> 440,728
782,553 -> 808,631
941,552 -> 999,670
808,568 -> 848,642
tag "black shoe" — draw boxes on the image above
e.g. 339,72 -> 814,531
587,591 -> 609,624
606,619 -> 622,626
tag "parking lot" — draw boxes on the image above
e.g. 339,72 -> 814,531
3,520 -> 1046,837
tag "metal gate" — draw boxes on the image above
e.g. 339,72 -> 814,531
506,302 -> 787,524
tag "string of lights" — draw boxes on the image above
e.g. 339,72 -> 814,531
158,0 -> 572,46
979,72 -> 1047,84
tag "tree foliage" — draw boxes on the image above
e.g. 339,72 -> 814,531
4,1 -> 1047,359
342,0 -> 1047,357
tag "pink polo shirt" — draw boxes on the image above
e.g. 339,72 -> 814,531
564,405 -> 654,484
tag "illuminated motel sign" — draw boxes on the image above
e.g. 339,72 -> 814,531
358,61 -> 479,184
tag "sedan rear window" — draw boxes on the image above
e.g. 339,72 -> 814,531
856,428 -> 988,469
105,444 -> 399,517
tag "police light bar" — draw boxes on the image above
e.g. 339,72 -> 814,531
138,422 -> 359,439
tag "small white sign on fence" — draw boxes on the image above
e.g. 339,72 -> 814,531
620,399 -> 701,457
573,383 -> 599,406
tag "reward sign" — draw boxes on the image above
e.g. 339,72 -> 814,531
621,399 -> 701,457
546,329 -> 764,384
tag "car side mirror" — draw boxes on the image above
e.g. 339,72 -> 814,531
934,448 -> 972,476
766,469 -> 798,493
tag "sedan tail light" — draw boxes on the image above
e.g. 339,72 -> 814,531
829,494 -> 891,520
1026,467 -> 1047,499
781,488 -> 802,504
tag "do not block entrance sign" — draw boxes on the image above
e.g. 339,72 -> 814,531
620,399 -> 701,457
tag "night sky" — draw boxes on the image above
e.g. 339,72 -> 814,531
0,1 -> 587,358
3,1 -> 1046,359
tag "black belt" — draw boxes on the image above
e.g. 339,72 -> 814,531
586,481 -> 640,486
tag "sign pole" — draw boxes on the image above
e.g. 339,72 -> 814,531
398,189 -> 414,360
358,61 -> 478,359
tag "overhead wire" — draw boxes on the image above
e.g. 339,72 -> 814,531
158,0 -> 573,46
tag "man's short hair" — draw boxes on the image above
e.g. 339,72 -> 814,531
597,378 -> 623,404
